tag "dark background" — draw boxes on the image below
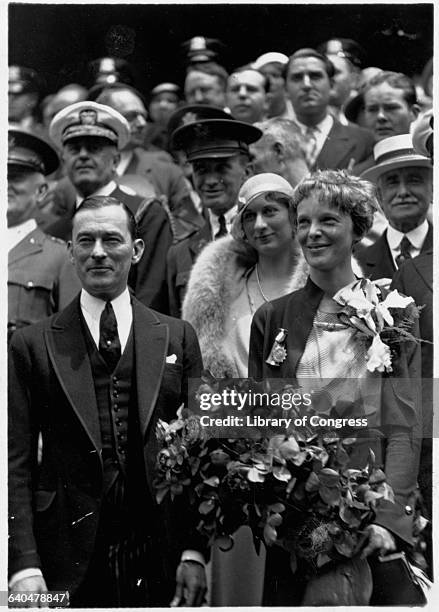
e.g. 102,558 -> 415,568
9,3 -> 433,97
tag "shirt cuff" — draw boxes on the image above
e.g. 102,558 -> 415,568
181,549 -> 206,567
9,568 -> 43,589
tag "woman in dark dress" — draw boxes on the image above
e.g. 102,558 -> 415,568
248,170 -> 423,605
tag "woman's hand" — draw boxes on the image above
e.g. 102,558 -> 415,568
359,524 -> 397,558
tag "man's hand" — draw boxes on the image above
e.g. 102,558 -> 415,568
170,561 -> 207,607
9,575 -> 48,608
359,524 -> 397,558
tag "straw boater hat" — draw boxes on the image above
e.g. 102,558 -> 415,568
360,134 -> 431,183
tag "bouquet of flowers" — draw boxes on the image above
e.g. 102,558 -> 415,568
333,278 -> 422,373
154,375 -> 426,574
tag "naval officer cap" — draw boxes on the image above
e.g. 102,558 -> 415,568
8,126 -> 59,175
49,101 -> 130,150
171,118 -> 262,162
9,65 -> 42,95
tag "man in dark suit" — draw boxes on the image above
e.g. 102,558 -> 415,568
283,48 -> 374,171
356,134 -> 432,280
166,118 -> 261,316
45,101 -> 172,312
8,195 -> 206,607
7,126 -> 80,341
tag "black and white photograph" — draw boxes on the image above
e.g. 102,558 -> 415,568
6,1 -> 435,607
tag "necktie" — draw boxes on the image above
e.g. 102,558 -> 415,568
99,301 -> 121,371
304,126 -> 318,168
214,214 -> 228,239
395,235 -> 413,267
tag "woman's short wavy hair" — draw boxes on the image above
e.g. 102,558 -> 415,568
291,169 -> 379,238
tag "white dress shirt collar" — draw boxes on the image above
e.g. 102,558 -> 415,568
8,219 -> 37,251
75,180 -> 118,208
80,287 -> 132,352
387,219 -> 429,260
208,205 -> 238,239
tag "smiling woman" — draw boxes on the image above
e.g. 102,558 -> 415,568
248,169 -> 424,605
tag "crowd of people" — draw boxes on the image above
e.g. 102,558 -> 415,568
7,33 -> 433,607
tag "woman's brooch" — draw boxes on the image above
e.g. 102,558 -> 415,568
266,328 -> 288,366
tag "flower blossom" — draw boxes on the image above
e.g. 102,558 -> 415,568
366,334 -> 392,372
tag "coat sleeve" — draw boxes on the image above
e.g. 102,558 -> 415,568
8,330 -> 42,576
130,199 -> 173,314
373,321 -> 423,544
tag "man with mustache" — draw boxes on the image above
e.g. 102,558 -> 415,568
46,101 -> 172,312
284,48 -> 373,171
356,133 -> 432,280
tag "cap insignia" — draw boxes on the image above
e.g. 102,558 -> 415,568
79,109 -> 98,125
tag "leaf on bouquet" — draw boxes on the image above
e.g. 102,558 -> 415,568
263,523 -> 278,545
155,486 -> 170,504
342,437 -> 357,446
210,449 -> 231,465
267,512 -> 283,527
369,468 -> 386,484
339,501 -> 362,527
273,465 -> 292,482
247,467 -> 266,482
375,482 -> 394,502
305,472 -> 320,492
319,485 -> 341,506
203,476 -> 220,487
333,531 -> 356,557
363,490 -> 384,505
170,483 -> 184,495
269,502 -> 286,513
318,468 -> 341,487
199,499 -> 216,515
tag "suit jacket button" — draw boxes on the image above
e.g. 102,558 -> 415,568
27,281 -> 34,288
405,505 -> 413,515
30,237 -> 35,244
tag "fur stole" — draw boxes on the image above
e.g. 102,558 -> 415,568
182,236 -> 309,377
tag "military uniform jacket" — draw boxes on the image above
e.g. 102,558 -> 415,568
8,227 -> 80,335
166,220 -> 212,317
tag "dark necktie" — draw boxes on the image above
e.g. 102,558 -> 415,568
214,214 -> 228,239
395,235 -> 413,267
99,301 -> 121,371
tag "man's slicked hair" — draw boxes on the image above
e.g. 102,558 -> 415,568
284,48 -> 335,80
73,195 -> 138,239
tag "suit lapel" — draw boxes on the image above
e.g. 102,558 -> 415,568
286,279 -> 324,375
188,222 -> 212,258
9,228 -> 44,265
45,297 -> 102,456
413,251 -> 433,291
132,298 -> 169,437
363,232 -> 396,278
316,121 -> 354,170
421,223 -> 433,253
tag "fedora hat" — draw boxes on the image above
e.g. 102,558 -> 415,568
361,134 -> 431,182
